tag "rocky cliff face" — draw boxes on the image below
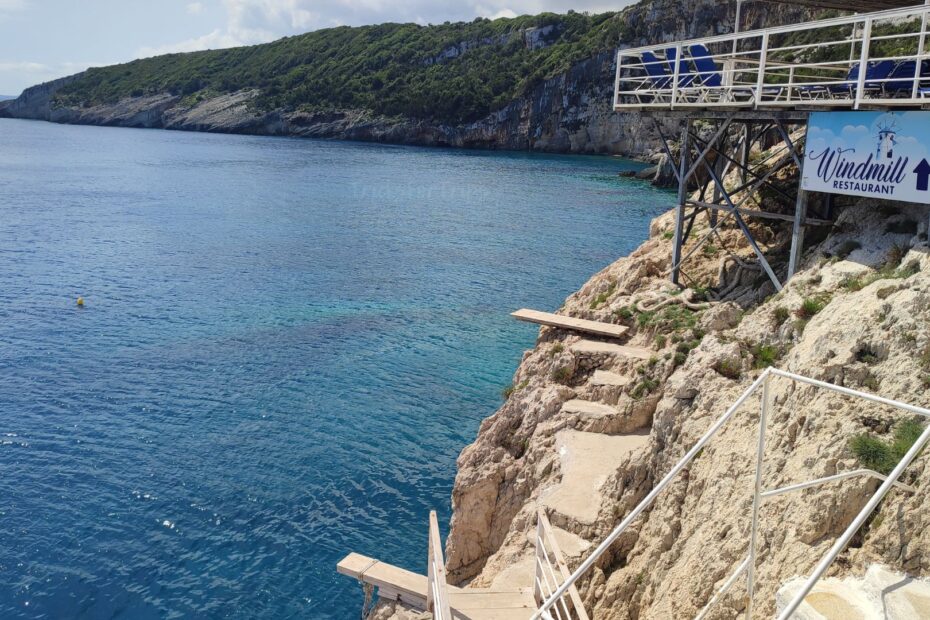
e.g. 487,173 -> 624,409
0,0 -> 808,159
361,141 -> 930,619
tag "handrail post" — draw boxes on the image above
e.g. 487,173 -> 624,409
755,32 -> 769,109
427,516 -> 436,613
913,4 -> 929,100
427,511 -> 453,620
855,17 -> 872,109
671,44 -> 682,109
776,423 -> 930,620
614,50 -> 623,110
534,514 -> 544,605
745,373 -> 772,619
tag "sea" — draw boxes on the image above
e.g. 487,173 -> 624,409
0,118 -> 671,619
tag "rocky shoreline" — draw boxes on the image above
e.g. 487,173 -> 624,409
0,1 -> 809,164
370,188 -> 930,618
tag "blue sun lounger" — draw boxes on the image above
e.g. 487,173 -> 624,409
883,60 -> 930,96
828,60 -> 895,97
640,50 -> 673,92
666,47 -> 697,89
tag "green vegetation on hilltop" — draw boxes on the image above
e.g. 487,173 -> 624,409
54,11 -> 624,124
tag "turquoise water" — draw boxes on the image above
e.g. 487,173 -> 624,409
0,119 -> 671,619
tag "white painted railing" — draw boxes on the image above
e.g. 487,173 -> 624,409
427,511 -> 453,620
534,509 -> 589,620
614,3 -> 930,110
532,368 -> 930,619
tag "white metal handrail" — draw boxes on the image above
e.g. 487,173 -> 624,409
614,3 -> 930,110
534,509 -> 590,620
532,367 -> 930,619
427,510 -> 453,620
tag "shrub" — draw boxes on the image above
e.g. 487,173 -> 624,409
551,366 -> 573,384
662,230 -> 674,240
655,334 -> 667,348
502,383 -> 516,399
614,306 -> 633,321
548,342 -> 564,358
773,306 -> 790,325
630,377 -> 659,399
855,345 -> 881,364
589,282 -> 616,310
751,344 -> 781,369
713,359 -> 741,380
502,379 -> 529,399
851,418 -> 925,475
795,295 -> 829,320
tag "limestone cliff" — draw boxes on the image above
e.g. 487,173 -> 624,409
364,160 -> 930,618
0,1 -> 808,159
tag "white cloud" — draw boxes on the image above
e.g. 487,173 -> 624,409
136,0 -> 632,58
0,60 -> 46,72
138,29 -> 253,57
186,2 -> 206,15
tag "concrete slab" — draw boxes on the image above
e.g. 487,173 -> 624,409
571,339 -> 653,360
589,370 -> 632,387
540,430 -> 649,524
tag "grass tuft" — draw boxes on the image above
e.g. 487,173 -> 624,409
851,418 -> 925,475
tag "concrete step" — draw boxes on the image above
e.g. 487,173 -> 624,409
561,399 -> 618,417
589,370 -> 632,387
549,526 -> 592,560
571,339 -> 653,360
540,430 -> 650,525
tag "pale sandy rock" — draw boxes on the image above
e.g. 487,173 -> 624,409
777,565 -> 930,620
438,200 -> 930,620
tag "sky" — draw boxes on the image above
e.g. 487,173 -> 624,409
0,0 -> 635,96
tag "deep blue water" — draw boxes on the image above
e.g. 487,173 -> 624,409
0,119 -> 671,619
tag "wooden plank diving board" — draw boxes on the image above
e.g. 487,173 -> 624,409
511,309 -> 628,339
337,552 -> 431,609
338,553 -> 536,619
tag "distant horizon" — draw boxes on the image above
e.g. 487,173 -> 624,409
0,0 -> 636,95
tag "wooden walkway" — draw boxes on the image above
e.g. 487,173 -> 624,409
337,553 -> 534,619
511,308 -> 628,339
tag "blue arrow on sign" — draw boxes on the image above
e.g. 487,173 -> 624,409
915,159 -> 930,192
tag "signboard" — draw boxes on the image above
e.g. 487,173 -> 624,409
802,111 -> 930,205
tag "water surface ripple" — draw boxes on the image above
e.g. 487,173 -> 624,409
0,119 -> 670,619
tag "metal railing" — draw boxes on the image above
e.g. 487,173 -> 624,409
532,367 -> 930,619
534,509 -> 590,620
427,510 -> 453,620
614,3 -> 930,110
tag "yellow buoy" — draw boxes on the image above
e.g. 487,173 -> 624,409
76,297 -> 85,307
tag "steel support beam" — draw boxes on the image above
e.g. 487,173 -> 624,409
671,121 -> 691,286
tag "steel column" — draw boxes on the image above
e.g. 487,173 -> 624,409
672,121 -> 691,285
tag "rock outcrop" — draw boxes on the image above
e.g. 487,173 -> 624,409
429,196 -> 930,620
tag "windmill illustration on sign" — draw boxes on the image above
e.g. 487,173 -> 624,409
875,117 -> 898,160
